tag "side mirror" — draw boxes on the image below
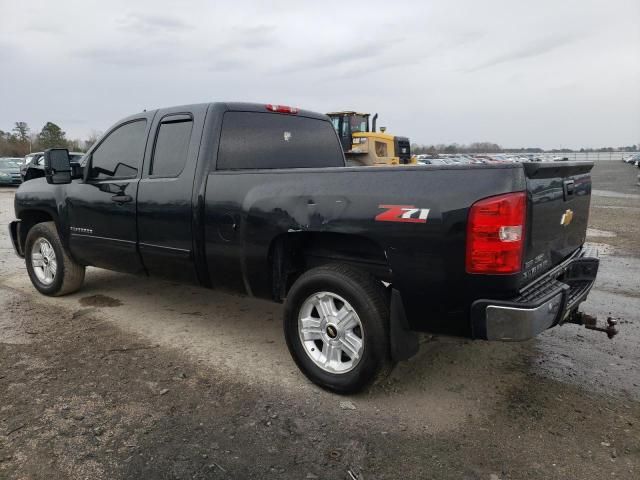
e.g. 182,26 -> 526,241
43,148 -> 72,184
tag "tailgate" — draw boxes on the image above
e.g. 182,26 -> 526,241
522,161 -> 593,282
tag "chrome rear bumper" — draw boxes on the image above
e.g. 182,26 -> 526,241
471,246 -> 599,341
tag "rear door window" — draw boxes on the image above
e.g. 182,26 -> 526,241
217,112 -> 344,170
150,117 -> 193,177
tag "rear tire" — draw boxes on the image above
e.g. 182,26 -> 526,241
25,221 -> 85,296
284,264 -> 393,393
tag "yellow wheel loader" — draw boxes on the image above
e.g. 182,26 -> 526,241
327,111 -> 414,166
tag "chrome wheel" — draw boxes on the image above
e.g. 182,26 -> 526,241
298,291 -> 364,374
31,238 -> 57,286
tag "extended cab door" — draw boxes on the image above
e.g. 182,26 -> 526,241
66,114 -> 153,273
136,105 -> 206,283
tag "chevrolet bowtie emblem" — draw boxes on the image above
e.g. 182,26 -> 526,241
560,209 -> 574,226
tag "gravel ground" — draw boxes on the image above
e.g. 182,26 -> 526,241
0,161 -> 638,480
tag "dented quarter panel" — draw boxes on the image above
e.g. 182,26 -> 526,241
203,164 -> 527,334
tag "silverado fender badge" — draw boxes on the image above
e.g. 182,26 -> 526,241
375,205 -> 430,223
560,209 -> 574,226
70,226 -> 93,234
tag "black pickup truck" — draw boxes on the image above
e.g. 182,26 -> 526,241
9,102 -> 611,393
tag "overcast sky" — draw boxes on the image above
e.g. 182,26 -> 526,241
1,0 -> 639,149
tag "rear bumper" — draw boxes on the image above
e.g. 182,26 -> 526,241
471,245 -> 599,340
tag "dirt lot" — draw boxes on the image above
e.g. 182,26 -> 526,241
1,161 -> 639,480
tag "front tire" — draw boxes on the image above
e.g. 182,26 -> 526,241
284,264 -> 393,393
25,221 -> 85,296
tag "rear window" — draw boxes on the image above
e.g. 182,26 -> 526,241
217,112 -> 344,170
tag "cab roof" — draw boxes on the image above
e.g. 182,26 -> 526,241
326,111 -> 370,117
134,103 -> 331,122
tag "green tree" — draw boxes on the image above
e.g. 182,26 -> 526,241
12,122 -> 30,142
0,130 -> 8,156
444,144 -> 458,154
11,122 -> 31,156
37,122 -> 67,149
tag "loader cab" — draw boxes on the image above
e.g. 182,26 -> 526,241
327,111 -> 412,166
328,112 -> 371,152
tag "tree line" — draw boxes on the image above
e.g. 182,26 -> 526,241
412,142 -> 640,155
412,142 -> 503,155
0,121 -> 101,157
3,121 -> 638,158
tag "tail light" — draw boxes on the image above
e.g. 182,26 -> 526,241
266,104 -> 298,114
466,191 -> 526,274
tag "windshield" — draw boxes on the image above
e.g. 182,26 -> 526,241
0,159 -> 21,168
349,115 -> 369,133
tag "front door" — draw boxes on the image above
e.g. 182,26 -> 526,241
66,115 -> 153,274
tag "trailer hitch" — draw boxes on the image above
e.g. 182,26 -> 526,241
568,312 -> 618,339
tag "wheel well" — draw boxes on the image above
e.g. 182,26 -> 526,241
18,210 -> 54,250
269,232 -> 391,301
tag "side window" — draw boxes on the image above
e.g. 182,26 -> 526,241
90,120 -> 147,180
150,118 -> 193,177
375,141 -> 388,157
217,112 -> 344,170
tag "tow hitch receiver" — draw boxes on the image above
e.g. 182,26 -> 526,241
568,312 -> 619,339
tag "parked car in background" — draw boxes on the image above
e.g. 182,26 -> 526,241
419,158 -> 449,165
21,152 -> 45,181
623,153 -> 640,164
21,151 -> 84,181
0,157 -> 23,185
415,154 -> 434,164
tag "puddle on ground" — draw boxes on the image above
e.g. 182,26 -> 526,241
592,189 -> 640,200
593,205 -> 640,211
586,228 -> 617,238
79,294 -> 123,308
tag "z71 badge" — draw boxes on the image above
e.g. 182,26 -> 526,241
375,205 -> 430,223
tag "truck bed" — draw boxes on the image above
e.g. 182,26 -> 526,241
203,161 -> 592,336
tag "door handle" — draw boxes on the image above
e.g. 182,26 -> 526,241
563,180 -> 575,200
111,194 -> 132,204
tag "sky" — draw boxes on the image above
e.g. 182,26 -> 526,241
1,0 -> 639,149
